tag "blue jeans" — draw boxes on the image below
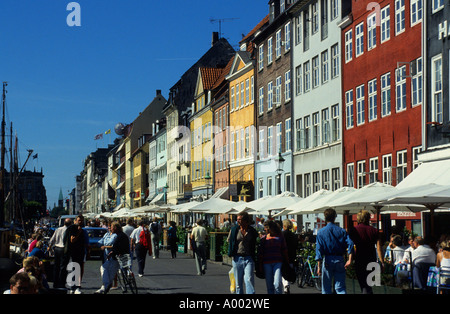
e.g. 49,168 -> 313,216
321,256 -> 346,294
263,262 -> 283,294
232,256 -> 255,294
101,259 -> 120,290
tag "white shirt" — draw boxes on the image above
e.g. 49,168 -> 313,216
130,226 -> 144,244
49,225 -> 68,248
412,245 -> 436,264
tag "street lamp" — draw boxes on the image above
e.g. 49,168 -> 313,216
275,152 -> 285,195
205,172 -> 211,199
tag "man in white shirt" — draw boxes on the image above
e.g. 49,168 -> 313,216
190,219 -> 208,275
48,218 -> 72,289
412,236 -> 437,289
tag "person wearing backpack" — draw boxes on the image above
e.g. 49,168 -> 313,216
130,220 -> 152,277
150,217 -> 162,259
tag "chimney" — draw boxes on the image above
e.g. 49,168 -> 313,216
156,89 -> 161,96
212,32 -> 219,47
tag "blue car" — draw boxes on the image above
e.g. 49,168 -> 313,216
84,227 -> 108,259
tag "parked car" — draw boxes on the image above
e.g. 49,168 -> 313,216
84,227 -> 108,259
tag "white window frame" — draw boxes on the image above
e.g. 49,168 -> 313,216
396,150 -> 407,184
356,84 -> 365,125
357,160 -> 366,188
276,30 -> 282,59
369,157 -> 379,183
331,43 -> 340,78
411,57 -> 422,107
268,37 -> 273,65
367,13 -> 377,50
396,65 -> 407,112
258,44 -> 264,71
285,22 -> 291,52
296,65 -> 302,95
258,86 -> 264,115
275,76 -> 282,106
304,61 -> 311,92
285,70 -> 291,102
432,54 -> 443,124
321,50 -> 329,84
346,89 -> 354,129
368,78 -> 377,121
382,154 -> 392,185
395,0 -> 405,35
312,56 -> 320,88
410,0 -> 422,26
381,5 -> 391,43
268,81 -> 274,111
345,29 -> 353,63
312,112 -> 320,147
381,72 -> 391,117
355,22 -> 364,57
285,118 -> 292,152
331,104 -> 340,141
347,163 -> 355,187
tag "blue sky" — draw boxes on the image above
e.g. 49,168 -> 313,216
0,0 -> 269,209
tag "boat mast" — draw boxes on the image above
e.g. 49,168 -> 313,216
0,82 -> 6,227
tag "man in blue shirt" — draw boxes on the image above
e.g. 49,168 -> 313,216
316,208 -> 354,294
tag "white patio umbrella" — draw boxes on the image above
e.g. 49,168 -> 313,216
169,201 -> 202,214
277,189 -> 332,217
235,192 -> 303,217
188,198 -> 241,214
381,183 -> 450,237
291,187 -> 357,214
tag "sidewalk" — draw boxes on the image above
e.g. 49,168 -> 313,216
78,249 -> 321,295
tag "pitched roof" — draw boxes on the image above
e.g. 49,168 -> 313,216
199,67 -> 223,90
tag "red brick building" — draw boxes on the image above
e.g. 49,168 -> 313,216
341,0 -> 423,189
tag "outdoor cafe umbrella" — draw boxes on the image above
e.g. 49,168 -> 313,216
275,189 -> 332,217
381,183 -> 450,237
234,192 -> 303,217
188,198 -> 241,214
167,201 -> 202,214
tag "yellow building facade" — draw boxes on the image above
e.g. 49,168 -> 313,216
226,52 -> 256,201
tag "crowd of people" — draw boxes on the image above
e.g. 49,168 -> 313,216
3,210 -> 449,295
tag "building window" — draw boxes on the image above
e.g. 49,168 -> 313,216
396,65 -> 407,112
321,50 -> 329,84
412,146 -> 422,170
312,1 -> 319,34
368,13 -> 377,50
411,57 -> 422,106
276,122 -> 282,153
304,115 -> 311,149
245,127 -> 250,157
285,22 -> 291,51
395,0 -> 405,35
295,15 -> 302,45
347,163 -> 355,187
322,108 -> 330,144
304,8 -> 310,51
332,167 -> 340,191
285,173 -> 291,192
245,78 -> 250,106
268,81 -> 274,111
304,61 -> 311,92
321,0 -> 328,40
397,150 -> 407,184
258,44 -> 264,71
296,65 -> 302,95
304,173 -> 311,197
381,5 -> 391,43
258,87 -> 264,115
381,72 -> 391,117
313,171 -> 320,192
331,0 -> 339,20
382,154 -> 392,185
357,160 -> 366,188
331,43 -> 340,78
296,118 -> 302,151
368,78 -> 377,121
259,178 -> 264,198
268,126 -> 273,156
251,76 -> 254,103
259,128 -> 265,159
345,29 -> 353,62
331,104 -> 340,141
322,169 -> 330,190
276,30 -> 282,59
240,82 -> 245,108
356,84 -> 365,125
312,56 -> 320,88
432,55 -> 443,124
275,76 -> 282,106
230,86 -> 235,110
432,0 -> 444,13
285,118 -> 292,152
411,0 -> 422,26
268,177 -> 273,196
369,157 -> 379,183
268,37 -> 273,65
312,112 -> 320,147
355,22 -> 364,57
345,90 -> 354,129
285,70 -> 291,102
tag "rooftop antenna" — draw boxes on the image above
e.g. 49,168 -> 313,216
209,17 -> 240,39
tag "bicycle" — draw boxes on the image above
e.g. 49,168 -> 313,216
298,256 -> 322,291
117,254 -> 138,294
295,254 -> 305,288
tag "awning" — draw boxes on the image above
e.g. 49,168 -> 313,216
116,181 -> 125,190
396,159 -> 450,189
146,192 -> 156,203
211,186 -> 229,199
150,193 -> 165,204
